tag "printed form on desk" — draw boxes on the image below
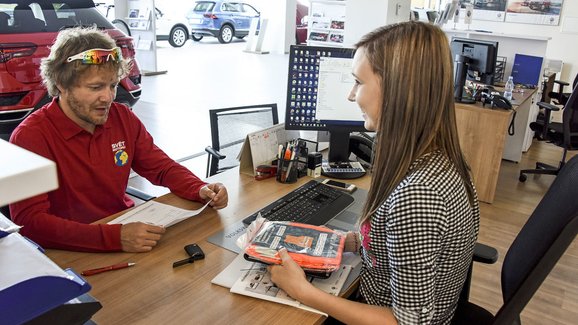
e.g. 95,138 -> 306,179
108,200 -> 212,228
211,252 -> 362,316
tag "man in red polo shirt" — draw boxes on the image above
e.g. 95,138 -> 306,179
9,27 -> 228,253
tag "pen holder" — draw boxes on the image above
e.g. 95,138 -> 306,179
276,157 -> 298,184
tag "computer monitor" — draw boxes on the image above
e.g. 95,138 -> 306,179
451,37 -> 499,86
285,45 -> 367,170
511,53 -> 544,87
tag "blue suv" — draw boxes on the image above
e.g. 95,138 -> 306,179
187,1 -> 260,44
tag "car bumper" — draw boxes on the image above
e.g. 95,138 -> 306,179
190,28 -> 220,38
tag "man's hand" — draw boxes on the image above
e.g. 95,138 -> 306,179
199,183 -> 228,209
268,248 -> 312,301
121,222 -> 166,252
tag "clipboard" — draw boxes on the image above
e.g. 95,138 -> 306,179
238,123 -> 299,176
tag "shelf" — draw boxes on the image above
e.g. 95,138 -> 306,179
444,29 -> 551,41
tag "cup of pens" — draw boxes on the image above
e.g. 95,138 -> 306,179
276,157 -> 298,184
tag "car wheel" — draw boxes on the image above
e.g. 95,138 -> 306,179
112,19 -> 131,36
218,25 -> 234,44
169,26 -> 188,48
191,34 -> 203,42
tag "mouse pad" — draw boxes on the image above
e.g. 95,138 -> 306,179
206,186 -> 367,254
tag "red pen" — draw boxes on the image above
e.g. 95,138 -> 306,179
81,262 -> 136,276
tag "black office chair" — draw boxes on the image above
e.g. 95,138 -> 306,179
205,104 -> 278,178
453,154 -> 578,325
13,4 -> 46,32
125,185 -> 156,202
548,73 -> 578,107
519,82 -> 578,182
0,11 -> 9,32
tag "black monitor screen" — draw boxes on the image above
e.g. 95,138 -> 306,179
285,45 -> 367,163
450,37 -> 499,85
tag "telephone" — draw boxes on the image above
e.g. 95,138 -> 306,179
482,93 -> 513,110
349,132 -> 374,168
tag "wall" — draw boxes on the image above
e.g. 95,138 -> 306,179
446,1 -> 578,83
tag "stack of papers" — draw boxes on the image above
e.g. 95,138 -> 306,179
211,253 -> 361,316
108,200 -> 212,227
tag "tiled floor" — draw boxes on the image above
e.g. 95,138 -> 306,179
134,39 -> 289,162
129,38 -> 290,195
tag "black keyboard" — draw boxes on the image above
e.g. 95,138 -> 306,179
242,180 -> 355,226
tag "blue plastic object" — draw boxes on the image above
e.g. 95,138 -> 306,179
512,54 -> 544,87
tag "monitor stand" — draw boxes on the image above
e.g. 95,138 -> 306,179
322,130 -> 367,179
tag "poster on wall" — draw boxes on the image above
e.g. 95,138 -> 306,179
460,0 -> 507,22
505,0 -> 563,25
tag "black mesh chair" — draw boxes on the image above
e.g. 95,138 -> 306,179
13,4 -> 46,32
519,82 -> 578,182
205,104 -> 278,178
0,11 -> 9,32
453,154 -> 578,325
548,73 -> 578,106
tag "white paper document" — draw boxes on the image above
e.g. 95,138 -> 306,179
108,200 -> 212,228
212,253 -> 360,316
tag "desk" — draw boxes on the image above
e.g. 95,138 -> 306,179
455,88 -> 536,203
46,171 -> 371,325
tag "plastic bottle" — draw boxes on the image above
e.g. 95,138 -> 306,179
504,76 -> 514,101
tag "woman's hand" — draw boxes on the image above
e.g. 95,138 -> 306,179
268,248 -> 313,300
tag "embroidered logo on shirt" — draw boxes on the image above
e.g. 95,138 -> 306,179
114,150 -> 128,166
112,141 -> 128,166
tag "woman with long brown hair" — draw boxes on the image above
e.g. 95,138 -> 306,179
269,21 -> 480,325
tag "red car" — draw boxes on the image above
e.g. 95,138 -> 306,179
296,1 -> 308,44
0,0 -> 142,140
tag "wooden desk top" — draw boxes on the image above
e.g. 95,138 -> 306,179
46,171 -> 371,325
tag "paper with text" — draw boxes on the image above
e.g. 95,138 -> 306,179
230,262 -> 351,316
108,200 -> 212,228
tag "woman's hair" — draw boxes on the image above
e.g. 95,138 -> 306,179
356,21 -> 476,224
40,26 -> 132,97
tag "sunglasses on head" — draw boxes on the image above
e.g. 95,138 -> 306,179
66,47 -> 122,65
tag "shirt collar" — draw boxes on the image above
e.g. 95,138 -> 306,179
46,97 -> 112,140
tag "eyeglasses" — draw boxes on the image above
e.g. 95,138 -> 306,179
66,47 -> 122,65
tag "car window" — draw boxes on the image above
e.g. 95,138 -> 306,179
0,0 -> 114,33
222,3 -> 240,12
241,4 -> 258,16
193,1 -> 215,12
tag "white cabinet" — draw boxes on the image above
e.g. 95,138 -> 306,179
307,0 -> 410,47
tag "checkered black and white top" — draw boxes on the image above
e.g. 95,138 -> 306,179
359,151 -> 480,324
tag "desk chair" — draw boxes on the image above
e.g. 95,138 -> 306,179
13,4 -> 46,32
125,186 -> 156,202
453,154 -> 578,325
548,73 -> 578,107
205,104 -> 278,178
519,82 -> 578,182
0,11 -> 9,32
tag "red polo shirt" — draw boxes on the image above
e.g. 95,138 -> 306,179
9,99 -> 206,252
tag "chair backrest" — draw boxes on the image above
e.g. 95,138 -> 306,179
0,11 -> 9,32
495,154 -> 578,324
562,82 -> 578,150
540,73 -> 556,103
207,104 -> 279,177
13,4 -> 45,32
